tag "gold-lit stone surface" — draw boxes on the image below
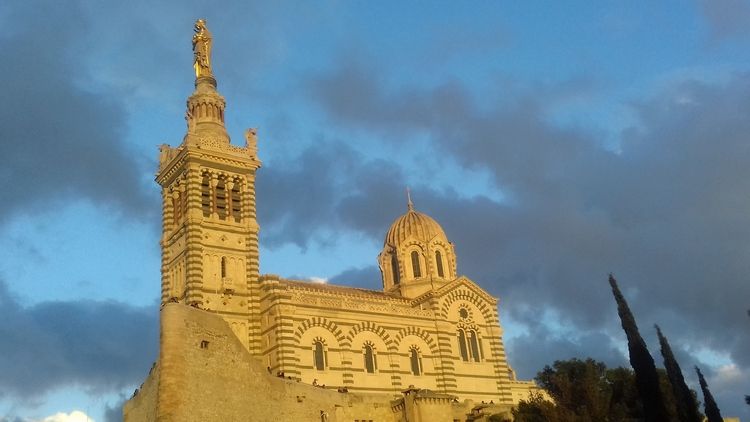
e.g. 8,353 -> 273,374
125,21 -> 543,421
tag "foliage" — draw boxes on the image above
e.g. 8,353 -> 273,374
487,413 -> 511,422
696,366 -> 723,422
605,366 -> 643,420
513,358 -> 645,422
536,358 -> 614,421
512,357 -> 704,422
513,392 -> 566,422
655,325 -> 702,422
608,274 -> 670,422
514,276 -> 710,421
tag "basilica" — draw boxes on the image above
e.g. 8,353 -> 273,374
125,20 -> 541,422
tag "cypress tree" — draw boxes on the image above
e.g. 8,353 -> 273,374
655,325 -> 702,422
696,366 -> 723,422
608,274 -> 670,422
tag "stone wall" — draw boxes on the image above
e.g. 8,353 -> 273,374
125,303 -> 538,422
125,303 -> 412,421
123,365 -> 158,421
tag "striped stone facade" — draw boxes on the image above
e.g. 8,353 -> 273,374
258,275 -> 522,404
156,76 -> 263,353
154,57 -> 539,409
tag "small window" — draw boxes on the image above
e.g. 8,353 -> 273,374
221,257 -> 227,278
458,329 -> 469,361
200,174 -> 211,217
435,250 -> 444,277
215,178 -> 227,219
200,340 -> 209,349
409,348 -> 422,376
231,182 -> 241,223
313,341 -> 326,370
469,330 -> 481,362
364,344 -> 377,373
459,308 -> 469,319
411,251 -> 421,278
391,254 -> 400,285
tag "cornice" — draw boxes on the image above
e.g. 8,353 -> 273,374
156,140 -> 261,185
410,276 -> 498,306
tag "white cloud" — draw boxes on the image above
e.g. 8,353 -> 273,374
308,277 -> 328,284
40,411 -> 95,422
711,363 -> 745,390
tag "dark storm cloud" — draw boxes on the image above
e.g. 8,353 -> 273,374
0,279 -> 158,399
0,1 -> 154,226
304,60 -> 750,415
328,266 -> 381,289
256,141 -> 410,249
507,324 -> 628,378
256,142 -> 357,249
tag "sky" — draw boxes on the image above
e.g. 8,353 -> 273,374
1,0 -> 750,420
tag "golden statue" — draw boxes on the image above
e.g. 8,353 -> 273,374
192,19 -> 213,78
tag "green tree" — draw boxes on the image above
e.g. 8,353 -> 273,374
605,366 -> 642,420
608,274 -> 671,422
513,358 -> 645,422
512,359 -> 691,422
655,325 -> 702,422
696,366 -> 723,422
535,358 -> 612,421
487,413 -> 512,422
513,392 -> 568,422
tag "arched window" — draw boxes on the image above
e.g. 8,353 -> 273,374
409,348 -> 422,376
435,250 -> 444,277
469,330 -> 481,362
313,341 -> 326,371
221,257 -> 227,278
230,181 -> 241,223
458,328 -> 482,362
457,329 -> 469,361
411,251 -> 421,278
364,344 -> 377,373
391,254 -> 400,285
200,173 -> 211,217
459,308 -> 469,320
215,178 -> 227,219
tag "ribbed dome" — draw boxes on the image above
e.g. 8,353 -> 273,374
384,209 -> 448,247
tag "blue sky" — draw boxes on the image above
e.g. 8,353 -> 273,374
2,1 -> 750,420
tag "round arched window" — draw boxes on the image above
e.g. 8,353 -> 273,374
411,251 -> 422,278
435,250 -> 444,277
409,347 -> 422,376
363,343 -> 377,373
313,340 -> 326,370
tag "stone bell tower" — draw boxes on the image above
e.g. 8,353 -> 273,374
155,19 -> 262,354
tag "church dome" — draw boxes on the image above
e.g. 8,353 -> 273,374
384,208 -> 448,247
378,194 -> 458,296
